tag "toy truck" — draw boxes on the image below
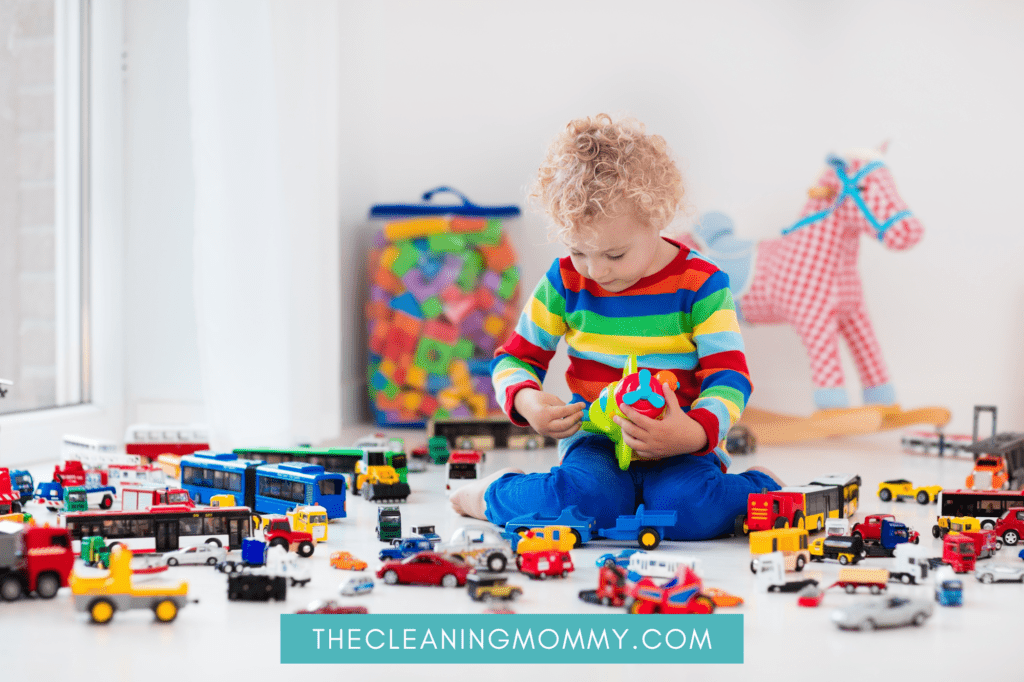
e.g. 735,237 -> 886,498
628,565 -> 716,613
831,567 -> 889,594
285,505 -> 329,543
754,551 -> 819,593
506,526 -> 577,554
504,505 -> 598,547
70,545 -> 192,623
443,525 -> 515,573
80,536 -> 112,569
809,534 -> 866,565
933,566 -> 963,606
579,561 -> 630,607
427,436 -> 450,464
517,549 -> 574,579
736,490 -> 806,536
379,535 -> 441,561
376,506 -> 402,542
889,543 -> 930,584
878,479 -> 942,504
120,486 -> 193,511
353,447 -> 410,502
6,469 -> 33,505
222,545 -> 309,599
446,450 -> 484,492
860,519 -> 917,557
750,527 -> 810,572
596,504 -> 678,550
0,468 -> 24,516
941,532 -> 977,573
253,514 -> 316,557
466,572 -> 522,602
852,514 -> 920,544
0,520 -> 76,601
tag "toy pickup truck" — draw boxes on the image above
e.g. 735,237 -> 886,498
379,535 -> 441,561
504,506 -> 597,547
878,479 -> 942,504
852,514 -> 920,544
442,525 -> 515,573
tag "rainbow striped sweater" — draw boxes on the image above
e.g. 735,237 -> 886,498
490,239 -> 751,468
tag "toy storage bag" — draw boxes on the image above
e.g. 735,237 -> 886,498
365,187 -> 522,427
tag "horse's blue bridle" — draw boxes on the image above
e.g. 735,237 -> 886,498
782,156 -> 912,240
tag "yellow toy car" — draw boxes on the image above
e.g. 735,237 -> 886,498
878,479 -> 942,504
330,551 -> 368,571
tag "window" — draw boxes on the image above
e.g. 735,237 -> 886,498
0,0 -> 88,415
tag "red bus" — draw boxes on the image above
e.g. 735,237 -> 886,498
64,504 -> 251,553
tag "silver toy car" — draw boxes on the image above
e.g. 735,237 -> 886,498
831,596 -> 933,630
162,543 -> 227,566
974,562 -> 1024,583
339,575 -> 375,596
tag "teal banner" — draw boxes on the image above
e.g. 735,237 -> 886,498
280,614 -> 743,664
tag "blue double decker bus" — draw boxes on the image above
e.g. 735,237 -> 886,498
180,452 -> 347,519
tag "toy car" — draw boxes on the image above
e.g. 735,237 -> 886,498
295,599 -> 368,615
466,572 -> 522,602
442,525 -> 515,573
517,549 -> 574,579
877,479 -> 942,504
831,596 -> 934,630
796,584 -> 825,607
974,563 -> 1024,583
339,575 -> 375,596
504,506 -> 597,547
934,568 -> 963,607
161,544 -> 227,567
330,551 -> 368,571
967,456 -> 1009,490
595,548 -> 642,569
376,552 -> 472,587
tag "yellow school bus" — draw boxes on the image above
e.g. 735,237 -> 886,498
780,485 -> 842,532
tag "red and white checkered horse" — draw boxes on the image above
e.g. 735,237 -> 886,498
694,154 -> 924,410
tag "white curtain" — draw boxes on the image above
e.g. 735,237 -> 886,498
188,0 -> 340,449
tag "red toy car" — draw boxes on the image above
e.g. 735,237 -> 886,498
295,599 -> 368,614
994,507 -> 1024,546
516,549 -> 574,579
627,566 -> 715,614
376,551 -> 472,587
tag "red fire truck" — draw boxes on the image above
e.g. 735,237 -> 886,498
0,521 -> 76,600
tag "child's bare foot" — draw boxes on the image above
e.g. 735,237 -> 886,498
450,467 -> 524,521
746,465 -> 786,488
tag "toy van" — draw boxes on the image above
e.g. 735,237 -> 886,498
749,527 -> 810,572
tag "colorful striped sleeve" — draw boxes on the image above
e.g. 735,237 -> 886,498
684,268 -> 752,456
491,259 -> 568,425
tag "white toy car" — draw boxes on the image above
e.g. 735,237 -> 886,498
162,543 -> 227,566
339,575 -> 375,596
831,596 -> 933,630
974,563 -> 1024,584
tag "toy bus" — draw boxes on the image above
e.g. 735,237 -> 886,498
124,423 -> 211,462
446,450 -> 482,492
936,489 -> 1024,529
180,452 -> 347,519
779,485 -> 842,531
427,415 -> 556,450
61,435 -> 136,468
233,446 -> 364,476
808,474 -> 861,518
64,504 -> 253,553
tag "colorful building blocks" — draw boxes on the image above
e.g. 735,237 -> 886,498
878,479 -> 942,504
70,545 -> 192,623
0,521 -> 75,600
376,551 -> 473,587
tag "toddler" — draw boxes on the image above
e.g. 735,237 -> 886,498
450,114 -> 781,540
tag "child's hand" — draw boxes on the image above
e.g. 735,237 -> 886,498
514,388 -> 584,439
613,383 -> 708,458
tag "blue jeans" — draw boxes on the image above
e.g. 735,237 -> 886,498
484,433 -> 779,541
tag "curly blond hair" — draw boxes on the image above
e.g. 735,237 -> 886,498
530,114 -> 685,243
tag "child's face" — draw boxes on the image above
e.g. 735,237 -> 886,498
564,210 -> 668,293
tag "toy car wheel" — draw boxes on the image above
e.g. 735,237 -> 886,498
879,488 -> 892,502
297,541 -> 315,558
932,525 -> 941,538
383,570 -> 399,585
441,574 -> 458,588
839,556 -> 849,565
912,612 -> 927,626
601,596 -> 611,606
901,574 -> 912,584
981,573 -> 994,584
487,554 -> 507,572
0,575 -> 23,601
916,491 -> 930,504
515,555 -> 524,570
869,585 -> 882,594
514,526 -> 530,536
510,589 -> 521,601
154,599 -> 179,623
859,619 -> 876,631
570,530 -> 583,548
270,538 -> 289,551
207,557 -> 218,565
538,572 -> 548,581
35,572 -> 60,599
749,560 -> 757,574
773,517 -> 789,529
167,558 -> 179,567
982,520 -> 996,530
692,595 -> 716,614
844,585 -> 856,594
561,570 -> 569,578
1003,530 -> 1019,546
89,598 -> 116,624
100,495 -> 113,509
792,511 -> 805,530
638,527 -> 661,550
734,515 -> 748,537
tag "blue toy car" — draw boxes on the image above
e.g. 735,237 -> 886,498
595,548 -> 642,569
935,578 -> 963,607
503,505 -> 598,547
378,536 -> 438,561
340,575 -> 375,596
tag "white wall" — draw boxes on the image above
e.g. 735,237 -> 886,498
337,0 -> 1024,433
116,1 -> 1024,439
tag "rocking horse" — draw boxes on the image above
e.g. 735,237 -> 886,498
693,153 -> 949,443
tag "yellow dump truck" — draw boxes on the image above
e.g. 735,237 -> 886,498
70,545 -> 193,624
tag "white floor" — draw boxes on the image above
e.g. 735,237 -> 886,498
2,424 -> 1021,680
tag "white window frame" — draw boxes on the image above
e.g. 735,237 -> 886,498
0,0 -> 124,465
